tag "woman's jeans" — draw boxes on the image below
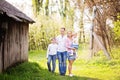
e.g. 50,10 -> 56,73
47,55 -> 56,72
57,51 -> 67,75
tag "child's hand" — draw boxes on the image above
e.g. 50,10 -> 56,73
72,48 -> 76,50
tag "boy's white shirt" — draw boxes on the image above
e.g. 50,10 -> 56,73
46,43 -> 58,58
56,35 -> 67,52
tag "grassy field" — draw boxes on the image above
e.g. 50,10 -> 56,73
0,44 -> 120,80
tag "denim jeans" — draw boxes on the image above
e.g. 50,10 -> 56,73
47,55 -> 56,72
57,51 -> 67,75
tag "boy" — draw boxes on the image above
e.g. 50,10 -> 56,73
46,38 -> 58,73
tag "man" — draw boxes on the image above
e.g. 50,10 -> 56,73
56,27 -> 67,76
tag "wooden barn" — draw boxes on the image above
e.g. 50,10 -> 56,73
0,0 -> 34,72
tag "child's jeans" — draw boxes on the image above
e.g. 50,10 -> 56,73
47,55 -> 56,72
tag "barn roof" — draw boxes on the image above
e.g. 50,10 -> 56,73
0,0 -> 34,23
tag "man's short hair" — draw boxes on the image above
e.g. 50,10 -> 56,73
61,27 -> 65,31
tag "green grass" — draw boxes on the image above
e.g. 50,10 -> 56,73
0,45 -> 120,80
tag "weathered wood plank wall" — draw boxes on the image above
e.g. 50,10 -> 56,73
0,44 -> 2,73
0,22 -> 6,72
19,23 -> 29,62
0,20 -> 29,72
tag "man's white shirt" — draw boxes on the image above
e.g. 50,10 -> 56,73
56,35 -> 67,52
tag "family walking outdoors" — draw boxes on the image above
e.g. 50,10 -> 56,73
46,27 -> 79,77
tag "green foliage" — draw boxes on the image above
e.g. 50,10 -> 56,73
44,0 -> 49,15
0,62 -> 59,80
32,0 -> 41,16
29,15 -> 58,50
111,47 -> 120,59
113,13 -> 120,44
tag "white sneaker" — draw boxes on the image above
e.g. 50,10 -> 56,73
69,74 -> 73,77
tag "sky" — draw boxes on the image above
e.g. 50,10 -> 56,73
6,0 -> 32,5
6,0 -> 33,18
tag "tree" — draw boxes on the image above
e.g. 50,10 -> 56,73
85,0 -> 120,59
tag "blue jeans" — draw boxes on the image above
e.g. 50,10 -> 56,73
47,55 -> 56,72
57,51 -> 67,75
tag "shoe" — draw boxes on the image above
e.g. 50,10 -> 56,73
69,74 -> 73,77
60,73 -> 65,76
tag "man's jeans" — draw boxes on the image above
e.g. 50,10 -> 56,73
57,51 -> 67,75
47,55 -> 56,72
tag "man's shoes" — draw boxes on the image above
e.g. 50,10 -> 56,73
60,73 -> 65,76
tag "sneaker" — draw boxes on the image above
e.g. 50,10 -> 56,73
69,74 -> 73,77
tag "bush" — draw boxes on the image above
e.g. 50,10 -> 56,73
113,13 -> 120,45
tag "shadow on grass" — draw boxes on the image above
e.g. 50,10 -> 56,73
0,62 -> 100,80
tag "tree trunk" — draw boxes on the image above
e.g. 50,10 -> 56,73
93,32 -> 111,60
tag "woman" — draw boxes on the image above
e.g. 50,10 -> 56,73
65,31 -> 76,77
